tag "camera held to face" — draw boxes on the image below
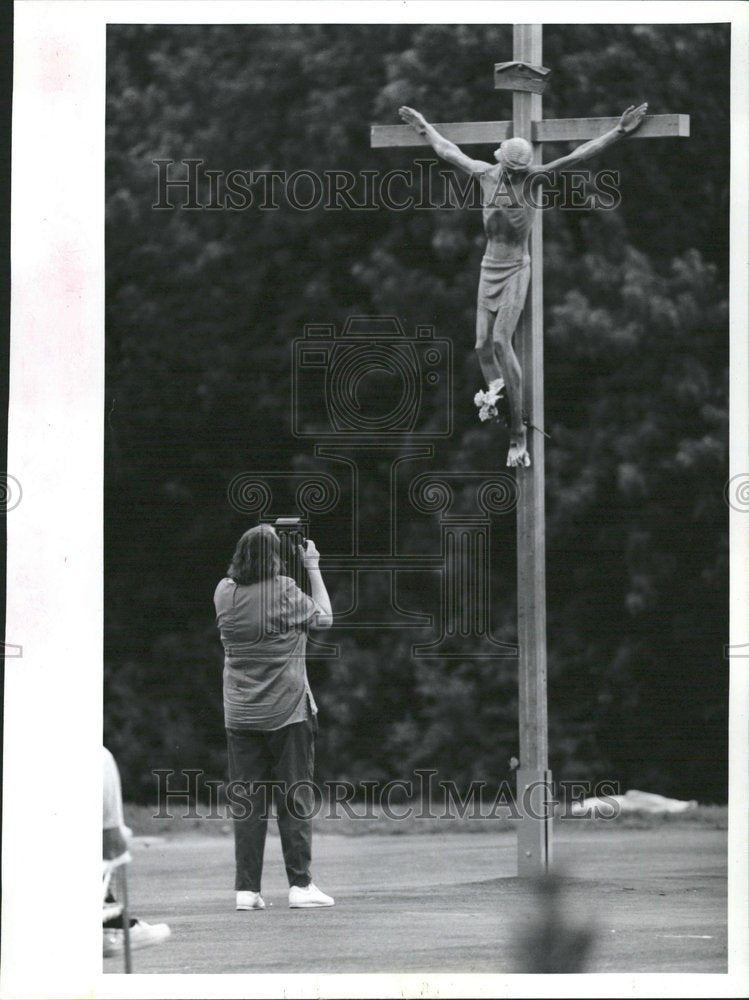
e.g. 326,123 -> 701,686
273,517 -> 307,584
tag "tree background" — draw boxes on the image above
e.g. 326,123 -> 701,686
105,23 -> 729,803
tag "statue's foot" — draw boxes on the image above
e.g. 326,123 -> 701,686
507,429 -> 531,468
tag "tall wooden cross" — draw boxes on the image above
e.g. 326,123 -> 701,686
371,23 -> 689,876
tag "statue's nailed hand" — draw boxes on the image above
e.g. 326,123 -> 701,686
617,103 -> 648,134
398,106 -> 427,134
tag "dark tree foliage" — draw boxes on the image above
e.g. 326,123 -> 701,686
105,24 -> 729,802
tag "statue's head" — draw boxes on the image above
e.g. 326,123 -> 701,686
494,136 -> 533,172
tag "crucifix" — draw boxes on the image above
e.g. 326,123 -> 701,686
371,23 -> 689,875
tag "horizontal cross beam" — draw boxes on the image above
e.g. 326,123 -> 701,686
539,113 -> 689,141
371,120 -> 512,148
370,113 -> 689,148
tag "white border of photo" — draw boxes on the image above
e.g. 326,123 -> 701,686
3,1 -> 747,998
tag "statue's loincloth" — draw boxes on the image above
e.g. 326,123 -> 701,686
477,253 -> 531,334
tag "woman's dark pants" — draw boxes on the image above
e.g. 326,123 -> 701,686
226,718 -> 316,892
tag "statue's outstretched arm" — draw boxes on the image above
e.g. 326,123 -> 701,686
398,106 -> 492,176
536,103 -> 648,174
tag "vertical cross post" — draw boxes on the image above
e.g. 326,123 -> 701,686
512,23 -> 553,876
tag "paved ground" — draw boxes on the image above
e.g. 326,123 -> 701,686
105,825 -> 726,975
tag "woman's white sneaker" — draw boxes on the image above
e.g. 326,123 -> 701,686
236,890 -> 265,910
288,883 -> 335,908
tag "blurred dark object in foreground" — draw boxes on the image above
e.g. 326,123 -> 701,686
514,874 -> 596,973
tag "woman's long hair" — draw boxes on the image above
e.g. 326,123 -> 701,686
227,523 -> 282,585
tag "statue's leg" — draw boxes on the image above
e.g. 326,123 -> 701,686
492,311 -> 523,436
475,303 -> 503,386
493,284 -> 531,468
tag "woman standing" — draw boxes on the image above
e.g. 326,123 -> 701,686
214,523 -> 334,910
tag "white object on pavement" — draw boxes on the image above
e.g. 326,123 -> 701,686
571,789 -> 698,817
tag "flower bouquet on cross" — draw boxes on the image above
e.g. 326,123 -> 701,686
474,377 -> 509,424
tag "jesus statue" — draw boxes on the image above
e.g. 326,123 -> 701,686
398,103 -> 648,467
